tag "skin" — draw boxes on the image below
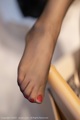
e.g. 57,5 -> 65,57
17,0 -> 74,103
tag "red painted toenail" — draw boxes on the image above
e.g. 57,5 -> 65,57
36,95 -> 43,103
24,95 -> 29,99
29,98 -> 35,103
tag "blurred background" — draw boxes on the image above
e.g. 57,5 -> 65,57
0,0 -> 80,119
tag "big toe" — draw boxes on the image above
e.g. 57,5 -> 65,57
36,85 -> 45,104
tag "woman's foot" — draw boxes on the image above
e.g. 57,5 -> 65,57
17,26 -> 57,103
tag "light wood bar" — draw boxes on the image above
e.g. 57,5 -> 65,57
48,65 -> 80,120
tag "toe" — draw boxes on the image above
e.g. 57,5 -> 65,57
17,67 -> 25,85
20,77 -> 30,92
23,82 -> 34,100
29,85 -> 39,103
36,85 -> 45,104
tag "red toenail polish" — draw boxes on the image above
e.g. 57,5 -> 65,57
24,95 -> 29,99
29,98 -> 35,103
36,95 -> 43,103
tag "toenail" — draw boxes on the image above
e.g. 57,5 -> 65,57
24,95 -> 29,99
36,95 -> 43,103
29,98 -> 35,103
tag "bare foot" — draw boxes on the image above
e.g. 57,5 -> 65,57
17,25 -> 58,103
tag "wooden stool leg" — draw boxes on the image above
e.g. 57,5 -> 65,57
48,65 -> 80,120
48,88 -> 61,120
48,88 -> 67,120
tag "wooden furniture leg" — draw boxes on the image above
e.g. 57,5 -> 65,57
48,65 -> 80,120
